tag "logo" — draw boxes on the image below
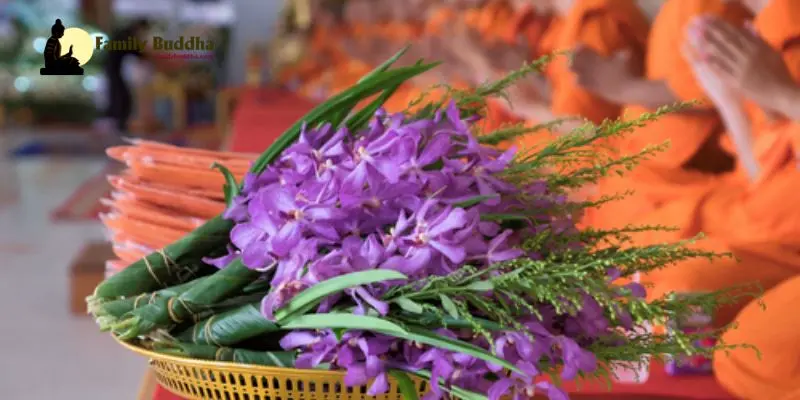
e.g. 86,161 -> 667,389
40,18 -> 216,76
40,19 -> 92,75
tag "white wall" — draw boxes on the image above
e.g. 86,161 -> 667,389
225,0 -> 282,85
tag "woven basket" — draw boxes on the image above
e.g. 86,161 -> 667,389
117,338 -> 429,400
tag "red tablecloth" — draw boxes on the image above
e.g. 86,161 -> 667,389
228,87 -> 317,154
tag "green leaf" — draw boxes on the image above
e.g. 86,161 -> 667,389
280,313 -> 408,336
480,213 -> 529,222
454,195 -> 499,208
389,370 -> 420,400
439,295 -> 459,319
395,298 -> 424,314
358,45 -> 411,84
346,84 -> 404,132
466,281 -> 494,292
210,162 -> 239,206
392,327 -> 520,374
330,108 -> 354,129
249,62 -> 439,175
333,328 -> 346,341
275,270 -> 408,322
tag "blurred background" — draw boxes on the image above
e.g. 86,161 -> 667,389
0,0 -> 284,398
0,0 -> 682,399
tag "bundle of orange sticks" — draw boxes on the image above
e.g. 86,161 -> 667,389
100,139 -> 258,275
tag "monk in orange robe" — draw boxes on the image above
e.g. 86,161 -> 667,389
632,9 -> 800,399
572,0 -> 752,231
390,2 -> 480,113
457,0 -> 649,145
327,0 -> 382,96
620,0 -> 800,245
481,2 -> 555,132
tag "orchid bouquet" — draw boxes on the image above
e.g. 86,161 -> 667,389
89,49 -> 748,400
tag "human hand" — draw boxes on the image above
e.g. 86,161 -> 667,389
683,34 -> 760,181
681,40 -> 735,110
570,45 -> 636,101
687,16 -> 795,114
491,39 -> 529,72
66,45 -> 73,56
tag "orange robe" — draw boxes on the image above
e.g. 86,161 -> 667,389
395,6 -> 468,113
625,0 -> 800,246
380,21 -> 427,114
304,22 -> 377,101
483,6 -> 554,133
716,274 -> 800,400
512,0 -> 649,150
297,25 -> 352,99
581,0 -> 753,231
631,2 -> 800,398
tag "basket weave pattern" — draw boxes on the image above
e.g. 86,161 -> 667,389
121,340 -> 428,400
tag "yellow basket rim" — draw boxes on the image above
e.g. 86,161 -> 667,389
115,335 -> 352,378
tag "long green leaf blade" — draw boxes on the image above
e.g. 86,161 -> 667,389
453,195 -> 499,208
390,370 -> 420,400
394,327 -> 520,374
346,84 -> 403,132
211,162 -> 240,206
250,62 -> 439,174
274,270 -> 408,322
280,313 -> 408,336
479,213 -> 530,222
358,45 -> 411,84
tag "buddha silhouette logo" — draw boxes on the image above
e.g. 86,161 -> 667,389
40,19 -> 93,75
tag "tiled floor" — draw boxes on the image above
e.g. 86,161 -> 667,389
0,132 -> 146,399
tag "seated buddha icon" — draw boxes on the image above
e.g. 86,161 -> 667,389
40,19 -> 83,75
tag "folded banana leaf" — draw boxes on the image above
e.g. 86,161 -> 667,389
175,303 -> 279,347
152,342 -> 296,367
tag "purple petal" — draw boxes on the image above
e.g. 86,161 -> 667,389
430,240 -> 466,264
305,205 -> 344,221
624,282 -> 647,298
270,222 -> 302,257
251,210 -> 279,236
337,345 -> 356,367
489,248 -> 524,264
361,235 -> 384,267
260,292 -> 280,321
262,189 -> 297,213
355,287 -> 390,315
344,161 -> 370,189
428,208 -> 468,237
537,382 -> 569,400
241,245 -> 276,270
445,102 -> 467,131
344,364 -> 369,386
365,355 -> 384,377
279,331 -> 318,349
230,223 -> 263,251
417,133 -> 452,166
478,222 -> 502,236
367,372 -> 389,396
488,378 -> 515,400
